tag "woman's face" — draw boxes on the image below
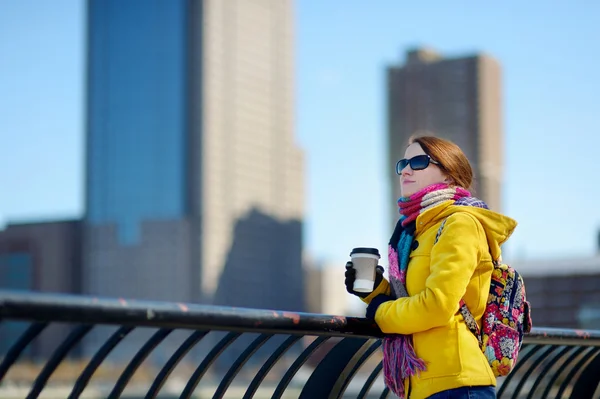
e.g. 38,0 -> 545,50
399,143 -> 448,197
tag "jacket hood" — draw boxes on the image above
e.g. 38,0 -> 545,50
417,201 -> 517,261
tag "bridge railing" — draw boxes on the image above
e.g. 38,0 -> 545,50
0,290 -> 599,398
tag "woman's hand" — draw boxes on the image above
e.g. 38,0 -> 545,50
344,261 -> 385,298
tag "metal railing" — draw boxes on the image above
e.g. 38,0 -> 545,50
0,289 -> 599,398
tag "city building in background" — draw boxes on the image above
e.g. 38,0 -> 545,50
386,47 -> 503,226
84,0 -> 304,313
0,220 -> 82,359
304,257 -> 357,316
517,254 -> 600,329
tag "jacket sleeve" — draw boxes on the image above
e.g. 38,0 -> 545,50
374,213 -> 484,334
361,278 -> 391,304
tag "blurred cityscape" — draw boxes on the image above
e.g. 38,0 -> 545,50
1,0 -> 600,397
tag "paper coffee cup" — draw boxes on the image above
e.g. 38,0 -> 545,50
350,247 -> 380,293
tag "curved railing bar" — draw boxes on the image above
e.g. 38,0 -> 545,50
213,334 -> 273,399
106,328 -> 173,399
0,322 -> 48,383
242,334 -> 303,399
556,346 -> 600,398
358,361 -> 383,399
379,385 -> 390,398
26,324 -> 93,399
509,345 -> 557,399
571,348 -> 600,398
540,346 -> 587,399
525,345 -> 571,399
144,329 -> 209,399
180,331 -> 242,399
331,338 -> 382,399
272,336 -> 330,399
497,344 -> 544,397
68,325 -> 135,399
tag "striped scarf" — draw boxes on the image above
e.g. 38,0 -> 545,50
382,183 -> 471,398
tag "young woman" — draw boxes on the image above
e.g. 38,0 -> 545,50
345,136 -> 517,399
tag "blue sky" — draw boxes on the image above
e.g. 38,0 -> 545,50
1,0 -> 599,268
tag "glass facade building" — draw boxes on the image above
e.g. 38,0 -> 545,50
87,0 -> 189,244
84,0 -> 305,314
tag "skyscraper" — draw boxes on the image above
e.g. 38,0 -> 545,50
85,0 -> 304,310
387,47 -> 502,225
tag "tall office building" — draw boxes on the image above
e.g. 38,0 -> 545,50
387,47 -> 502,225
85,0 -> 304,310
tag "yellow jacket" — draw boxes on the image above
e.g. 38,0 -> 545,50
363,201 -> 517,399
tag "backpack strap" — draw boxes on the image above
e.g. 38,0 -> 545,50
459,300 -> 482,345
433,218 -> 447,244
436,218 -> 482,344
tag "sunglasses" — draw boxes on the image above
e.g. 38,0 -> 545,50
396,155 -> 440,175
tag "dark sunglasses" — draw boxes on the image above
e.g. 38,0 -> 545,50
396,155 -> 440,175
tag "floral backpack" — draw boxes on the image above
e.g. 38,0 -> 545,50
435,219 -> 533,377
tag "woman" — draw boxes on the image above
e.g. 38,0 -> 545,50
345,136 -> 517,399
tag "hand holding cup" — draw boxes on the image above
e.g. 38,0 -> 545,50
344,247 -> 383,298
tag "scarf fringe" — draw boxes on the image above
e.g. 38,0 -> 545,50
383,336 -> 427,399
